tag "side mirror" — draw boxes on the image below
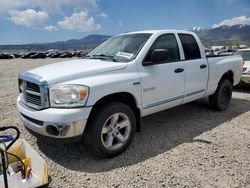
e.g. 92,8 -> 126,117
143,49 -> 169,66
151,49 -> 168,63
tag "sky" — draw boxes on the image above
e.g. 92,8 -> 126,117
0,0 -> 250,44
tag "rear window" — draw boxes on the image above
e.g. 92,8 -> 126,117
178,34 -> 201,60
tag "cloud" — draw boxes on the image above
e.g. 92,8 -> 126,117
0,0 -> 98,14
44,25 -> 58,31
8,9 -> 49,28
2,0 -> 102,32
58,11 -> 101,32
8,9 -> 58,31
98,12 -> 108,20
213,16 -> 250,28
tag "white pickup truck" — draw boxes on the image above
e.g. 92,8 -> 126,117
17,30 -> 243,157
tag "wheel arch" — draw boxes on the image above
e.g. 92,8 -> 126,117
220,70 -> 234,85
87,92 -> 141,132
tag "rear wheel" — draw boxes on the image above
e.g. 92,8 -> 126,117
83,102 -> 136,158
209,79 -> 232,111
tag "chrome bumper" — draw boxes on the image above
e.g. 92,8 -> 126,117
19,112 -> 87,140
17,96 -> 91,141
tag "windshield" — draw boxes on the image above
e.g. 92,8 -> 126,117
86,33 -> 152,62
234,51 -> 250,61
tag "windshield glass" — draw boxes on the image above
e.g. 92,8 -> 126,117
234,51 -> 250,61
86,33 -> 152,62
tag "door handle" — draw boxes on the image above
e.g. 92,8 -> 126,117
200,64 -> 207,69
174,68 -> 184,73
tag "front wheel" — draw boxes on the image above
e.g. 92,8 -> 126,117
83,102 -> 136,158
209,79 -> 232,111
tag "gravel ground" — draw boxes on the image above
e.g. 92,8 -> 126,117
0,58 -> 250,188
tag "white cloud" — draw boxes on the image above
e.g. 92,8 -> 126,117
44,25 -> 58,31
58,11 -> 101,32
0,0 -> 26,14
8,9 -> 48,29
0,0 -> 98,14
213,16 -> 250,28
8,9 -> 58,31
98,12 -> 108,20
2,0 -> 102,32
118,21 -> 123,26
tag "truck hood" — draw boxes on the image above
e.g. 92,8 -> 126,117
28,59 -> 127,85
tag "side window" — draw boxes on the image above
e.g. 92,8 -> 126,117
178,34 -> 201,60
144,34 -> 180,63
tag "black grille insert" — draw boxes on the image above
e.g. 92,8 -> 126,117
26,82 -> 40,92
26,93 -> 42,106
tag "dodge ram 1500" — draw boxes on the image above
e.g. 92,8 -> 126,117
17,30 -> 243,157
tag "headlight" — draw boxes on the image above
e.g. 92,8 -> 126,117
49,85 -> 89,107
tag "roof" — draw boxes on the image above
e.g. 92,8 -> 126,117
119,29 -> 195,35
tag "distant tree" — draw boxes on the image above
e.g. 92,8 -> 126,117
234,39 -> 240,48
224,40 -> 233,48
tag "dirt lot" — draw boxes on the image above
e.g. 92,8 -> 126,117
0,58 -> 250,188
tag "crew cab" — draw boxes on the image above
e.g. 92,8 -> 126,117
17,30 -> 243,157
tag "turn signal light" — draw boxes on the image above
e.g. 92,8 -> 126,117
79,89 -> 87,100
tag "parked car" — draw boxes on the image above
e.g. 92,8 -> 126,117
0,53 -> 14,59
234,48 -> 250,84
211,46 -> 226,55
75,52 -> 84,58
46,52 -> 56,58
17,30 -> 243,157
204,48 -> 213,56
21,52 -> 36,59
50,52 -> 63,58
13,53 -> 22,58
60,52 -> 73,58
30,52 -> 46,59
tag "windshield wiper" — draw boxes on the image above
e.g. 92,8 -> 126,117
86,54 -> 118,62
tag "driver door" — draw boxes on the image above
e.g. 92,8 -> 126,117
138,33 -> 185,116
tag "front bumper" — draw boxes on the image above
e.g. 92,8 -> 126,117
17,96 -> 92,142
242,74 -> 250,84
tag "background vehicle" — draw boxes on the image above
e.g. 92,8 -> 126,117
234,49 -> 250,84
211,46 -> 226,55
30,52 -> 46,59
17,30 -> 243,157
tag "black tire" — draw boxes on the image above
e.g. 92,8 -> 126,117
83,102 -> 136,158
209,79 -> 232,111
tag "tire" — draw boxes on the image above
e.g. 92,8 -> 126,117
209,79 -> 232,111
83,102 -> 136,158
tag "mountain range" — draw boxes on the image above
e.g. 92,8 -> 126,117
0,24 -> 249,51
189,24 -> 250,46
0,34 -> 112,51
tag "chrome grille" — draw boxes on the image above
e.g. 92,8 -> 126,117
26,93 -> 42,106
26,82 -> 40,92
18,72 -> 49,110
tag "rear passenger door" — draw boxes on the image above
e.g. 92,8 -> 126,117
178,33 -> 209,103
